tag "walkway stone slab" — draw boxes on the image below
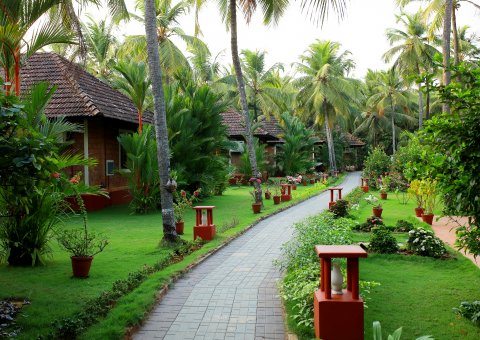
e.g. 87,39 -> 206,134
134,172 -> 361,340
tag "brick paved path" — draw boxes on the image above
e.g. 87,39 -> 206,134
134,172 -> 361,340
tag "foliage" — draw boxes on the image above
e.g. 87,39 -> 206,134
165,81 -> 231,195
407,179 -> 424,208
395,220 -> 414,232
418,179 -> 438,215
407,228 -> 446,258
345,187 -> 365,206
278,212 -> 354,270
365,194 -> 382,209
453,301 -> 480,327
369,227 -> 399,254
268,177 -> 283,196
378,175 -> 391,193
392,132 -> 425,181
249,178 -> 263,203
362,147 -> 391,189
330,199 -> 349,218
276,112 -> 317,175
354,216 -> 385,232
372,321 -> 434,340
118,125 -> 160,214
419,63 -> 480,257
173,190 -> 199,223
238,138 -> 267,179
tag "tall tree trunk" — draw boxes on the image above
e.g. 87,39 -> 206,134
4,66 -> 10,96
391,103 -> 396,153
14,47 -> 20,96
143,0 -> 178,242
229,0 -> 262,203
452,3 -> 460,66
138,109 -> 143,133
323,109 -> 336,172
418,83 -> 424,129
442,0 -> 453,113
425,82 -> 430,120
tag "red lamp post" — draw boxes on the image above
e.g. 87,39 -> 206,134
280,184 -> 292,202
361,178 -> 369,193
328,187 -> 343,208
193,206 -> 216,241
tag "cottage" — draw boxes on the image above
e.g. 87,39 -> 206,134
16,53 -> 149,210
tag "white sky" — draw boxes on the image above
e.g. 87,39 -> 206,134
90,0 -> 480,79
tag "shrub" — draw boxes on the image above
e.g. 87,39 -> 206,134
407,228 -> 447,258
368,227 -> 399,254
330,199 -> 349,218
345,187 -> 365,206
362,147 -> 391,189
453,301 -> 480,326
353,216 -> 385,232
395,220 -> 414,232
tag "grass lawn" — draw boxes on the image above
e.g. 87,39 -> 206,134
0,178 -> 341,339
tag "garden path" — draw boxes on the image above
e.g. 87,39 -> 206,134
134,172 -> 361,340
428,216 -> 479,268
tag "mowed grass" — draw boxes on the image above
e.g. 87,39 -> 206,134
0,178 -> 340,339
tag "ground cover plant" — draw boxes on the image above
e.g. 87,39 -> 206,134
0,178 -> 341,339
282,189 -> 480,340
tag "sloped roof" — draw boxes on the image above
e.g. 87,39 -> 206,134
220,110 -> 271,138
344,132 -> 366,147
13,52 -> 151,124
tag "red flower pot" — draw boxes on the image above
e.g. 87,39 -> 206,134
362,186 -> 369,193
415,207 -> 424,217
372,207 -> 383,218
281,194 -> 291,202
422,213 -> 434,225
310,179 -> 315,184
303,181 -> 307,186
380,192 -> 388,200
273,196 -> 281,204
252,203 -> 261,214
265,192 -> 271,200
175,221 -> 184,235
71,256 -> 93,278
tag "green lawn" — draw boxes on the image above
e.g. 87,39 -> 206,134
348,191 -> 480,339
0,178 -> 340,339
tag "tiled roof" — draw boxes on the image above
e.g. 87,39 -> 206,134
220,110 -> 271,137
344,132 -> 366,146
12,53 -> 151,124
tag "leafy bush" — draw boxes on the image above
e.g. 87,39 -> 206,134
354,216 -> 385,232
369,227 -> 399,254
407,228 -> 447,258
453,301 -> 480,326
329,199 -> 349,218
395,220 -> 414,232
372,321 -> 433,340
392,132 -> 424,181
362,147 -> 391,189
238,138 -> 267,179
278,212 -> 354,270
345,187 -> 365,206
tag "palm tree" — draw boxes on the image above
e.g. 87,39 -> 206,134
294,40 -> 356,172
367,68 -> 412,153
120,0 -> 199,81
111,60 -> 152,133
82,16 -> 118,81
241,49 -> 285,120
0,0 -> 75,96
457,25 -> 480,62
187,41 -> 224,85
143,0 -> 177,242
383,11 -> 439,129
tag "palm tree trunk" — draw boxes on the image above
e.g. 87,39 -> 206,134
323,109 -> 336,172
418,83 -> 424,129
452,3 -> 460,66
14,47 -> 20,96
442,0 -> 453,113
138,109 -> 143,133
143,0 -> 177,242
229,0 -> 262,203
391,103 -> 396,153
425,82 -> 430,120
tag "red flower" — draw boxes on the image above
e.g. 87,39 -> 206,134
180,190 -> 187,197
69,178 -> 79,184
51,172 -> 60,179
193,191 -> 199,197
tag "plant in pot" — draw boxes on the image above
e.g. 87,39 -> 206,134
408,179 -> 424,217
264,187 -> 272,200
419,179 -> 438,225
269,178 -> 282,205
57,187 -> 108,278
378,175 -> 391,200
250,187 -> 262,214
365,194 -> 382,218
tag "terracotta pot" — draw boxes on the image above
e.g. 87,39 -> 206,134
422,213 -> 434,225
175,221 -> 184,235
281,194 -> 291,202
415,207 -> 424,217
380,192 -> 388,200
292,185 -> 297,190
303,181 -> 307,186
71,256 -> 93,278
252,203 -> 261,214
372,207 -> 383,218
310,179 -> 315,184
265,192 -> 271,200
362,186 -> 369,193
273,196 -> 281,204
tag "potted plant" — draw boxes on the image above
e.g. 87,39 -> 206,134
264,188 -> 272,200
365,194 -> 383,218
57,186 -> 108,278
407,179 -> 425,217
250,188 -> 262,214
379,175 -> 391,200
419,179 -> 438,225
269,178 -> 282,204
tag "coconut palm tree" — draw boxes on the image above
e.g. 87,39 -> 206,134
111,60 -> 152,133
367,68 -> 413,153
457,25 -> 480,62
187,41 -> 224,85
0,0 -> 75,96
383,11 -> 439,129
143,0 -> 177,242
294,40 -> 356,172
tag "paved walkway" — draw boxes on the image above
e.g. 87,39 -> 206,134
134,172 -> 361,340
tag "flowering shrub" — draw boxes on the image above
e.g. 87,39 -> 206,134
173,190 -> 200,222
353,216 -> 385,232
365,195 -> 381,208
362,147 -> 391,189
286,175 -> 302,185
407,228 -> 447,258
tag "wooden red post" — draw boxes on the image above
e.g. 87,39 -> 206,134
281,184 -> 292,202
328,188 -> 343,208
193,206 -> 216,241
314,245 -> 368,340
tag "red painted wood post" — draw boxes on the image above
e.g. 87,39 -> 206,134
193,206 -> 216,241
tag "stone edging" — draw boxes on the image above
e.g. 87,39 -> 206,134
124,177 -> 346,338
